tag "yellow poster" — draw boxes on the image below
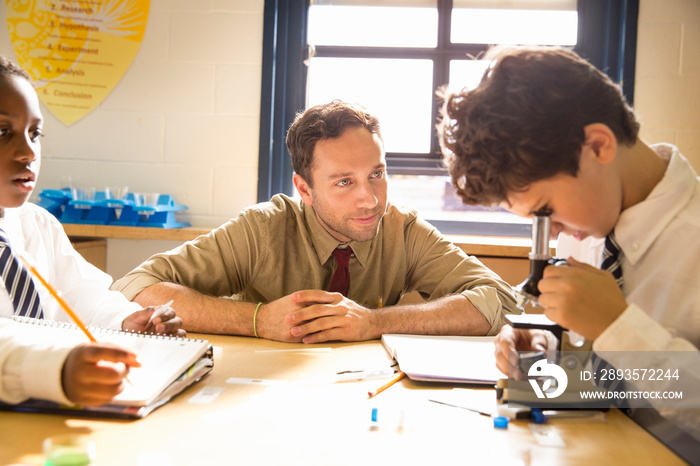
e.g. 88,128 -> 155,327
6,0 -> 149,125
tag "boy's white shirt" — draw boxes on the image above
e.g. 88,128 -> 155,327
557,144 -> 700,439
0,202 -> 140,404
556,144 -> 700,354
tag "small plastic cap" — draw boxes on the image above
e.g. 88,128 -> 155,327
531,409 -> 548,424
371,407 -> 379,422
493,416 -> 509,429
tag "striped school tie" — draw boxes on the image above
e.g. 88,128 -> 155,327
601,232 -> 624,288
0,228 -> 43,318
591,231 -> 624,393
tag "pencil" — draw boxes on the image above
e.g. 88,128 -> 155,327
20,256 -> 134,386
367,371 -> 405,398
19,256 -> 96,342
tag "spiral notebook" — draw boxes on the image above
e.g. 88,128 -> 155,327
0,317 -> 214,419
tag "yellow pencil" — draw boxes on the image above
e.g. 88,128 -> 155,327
20,256 -> 134,386
367,371 -> 405,398
19,256 -> 96,342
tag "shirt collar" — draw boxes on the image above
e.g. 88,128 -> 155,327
302,202 -> 376,267
616,144 -> 696,265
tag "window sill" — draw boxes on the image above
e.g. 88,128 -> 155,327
446,234 -> 533,259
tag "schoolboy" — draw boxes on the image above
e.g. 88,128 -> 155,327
0,56 -> 184,406
438,46 -> 699,460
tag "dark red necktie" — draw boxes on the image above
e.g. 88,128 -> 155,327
329,247 -> 353,296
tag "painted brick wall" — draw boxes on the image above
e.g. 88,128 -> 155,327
0,0 -> 264,230
635,0 -> 700,169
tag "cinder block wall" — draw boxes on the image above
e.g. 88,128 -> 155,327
635,0 -> 700,168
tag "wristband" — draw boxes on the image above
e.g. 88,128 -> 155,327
253,302 -> 263,338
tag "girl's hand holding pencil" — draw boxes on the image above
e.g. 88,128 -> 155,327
121,301 -> 186,337
62,342 -> 141,406
19,255 -> 142,405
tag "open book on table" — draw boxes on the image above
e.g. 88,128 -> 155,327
0,317 -> 213,419
381,334 -> 503,385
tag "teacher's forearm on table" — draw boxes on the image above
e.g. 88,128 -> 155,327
133,283 -> 255,335
376,294 -> 490,336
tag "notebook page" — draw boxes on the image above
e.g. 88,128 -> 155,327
11,317 -> 210,406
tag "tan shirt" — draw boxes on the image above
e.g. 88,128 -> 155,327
112,194 -> 518,335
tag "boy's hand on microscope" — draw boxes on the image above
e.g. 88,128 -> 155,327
494,325 -> 558,378
537,257 -> 628,340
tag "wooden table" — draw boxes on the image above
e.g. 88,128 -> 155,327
0,335 -> 685,465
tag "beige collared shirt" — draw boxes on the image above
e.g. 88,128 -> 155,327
112,194 -> 518,335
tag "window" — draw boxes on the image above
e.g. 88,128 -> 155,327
258,0 -> 638,236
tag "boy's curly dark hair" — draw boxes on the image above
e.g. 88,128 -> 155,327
438,46 -> 639,207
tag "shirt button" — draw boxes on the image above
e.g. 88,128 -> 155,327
631,242 -> 640,252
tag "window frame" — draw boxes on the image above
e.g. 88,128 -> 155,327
257,0 -> 639,236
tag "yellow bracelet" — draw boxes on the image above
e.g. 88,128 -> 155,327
253,302 -> 263,338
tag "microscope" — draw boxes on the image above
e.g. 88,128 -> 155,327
498,212 -> 600,410
513,212 -> 567,311
508,211 -> 570,344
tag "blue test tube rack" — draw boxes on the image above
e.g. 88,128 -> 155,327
36,188 -> 71,219
112,194 -> 191,228
37,189 -> 191,229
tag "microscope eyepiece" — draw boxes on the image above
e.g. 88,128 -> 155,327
513,212 -> 560,309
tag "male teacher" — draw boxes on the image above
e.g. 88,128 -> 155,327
112,100 -> 519,343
